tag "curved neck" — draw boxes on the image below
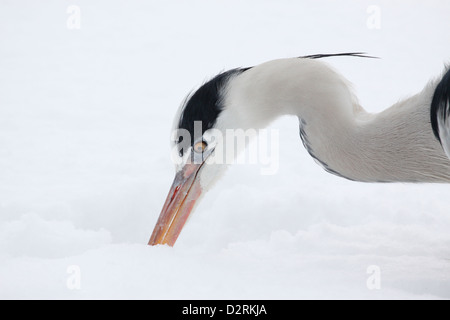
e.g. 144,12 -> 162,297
224,58 -> 358,130
221,58 -> 450,182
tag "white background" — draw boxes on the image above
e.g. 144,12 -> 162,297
1,0 -> 450,299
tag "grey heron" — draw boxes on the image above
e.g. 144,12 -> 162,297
149,54 -> 450,247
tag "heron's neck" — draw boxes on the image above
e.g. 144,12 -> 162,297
225,58 -> 358,130
223,58 -> 450,182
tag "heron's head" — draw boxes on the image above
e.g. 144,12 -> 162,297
149,68 -> 250,246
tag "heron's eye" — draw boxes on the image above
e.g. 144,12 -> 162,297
193,141 -> 207,153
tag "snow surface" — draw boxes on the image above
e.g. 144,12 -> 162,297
1,0 -> 450,300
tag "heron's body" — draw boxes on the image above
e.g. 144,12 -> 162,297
149,55 -> 450,246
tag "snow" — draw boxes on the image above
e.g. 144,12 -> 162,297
1,0 -> 450,299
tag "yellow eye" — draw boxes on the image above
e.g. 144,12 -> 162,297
194,141 -> 207,153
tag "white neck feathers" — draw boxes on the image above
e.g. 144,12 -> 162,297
221,58 -> 450,182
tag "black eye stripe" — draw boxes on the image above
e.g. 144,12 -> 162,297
177,68 -> 250,144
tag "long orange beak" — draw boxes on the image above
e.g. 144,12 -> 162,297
148,163 -> 203,246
